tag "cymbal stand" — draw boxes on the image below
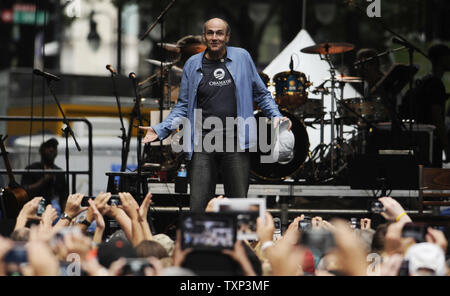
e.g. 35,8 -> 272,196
321,53 -> 339,176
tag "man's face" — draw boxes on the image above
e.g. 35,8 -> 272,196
203,19 -> 230,54
41,146 -> 57,164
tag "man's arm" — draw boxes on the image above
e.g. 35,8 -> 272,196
245,51 -> 283,119
150,63 -> 191,140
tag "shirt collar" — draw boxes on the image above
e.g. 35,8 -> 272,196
196,46 -> 233,71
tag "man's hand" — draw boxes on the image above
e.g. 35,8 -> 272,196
256,212 -> 275,243
426,227 -> 448,254
378,197 -> 411,222
138,192 -> 153,221
205,195 -> 225,212
64,193 -> 88,219
139,126 -> 159,144
41,204 -> 58,227
272,117 -> 292,131
173,230 -> 192,267
118,192 -> 140,220
15,197 -> 43,229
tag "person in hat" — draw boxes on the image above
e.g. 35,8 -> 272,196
21,138 -> 68,212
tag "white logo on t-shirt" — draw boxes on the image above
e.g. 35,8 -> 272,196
213,68 -> 225,80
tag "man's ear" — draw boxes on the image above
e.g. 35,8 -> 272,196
202,33 -> 206,44
225,34 -> 230,44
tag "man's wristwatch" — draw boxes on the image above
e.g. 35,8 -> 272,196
60,213 -> 73,222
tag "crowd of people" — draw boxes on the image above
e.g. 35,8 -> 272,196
0,191 -> 448,276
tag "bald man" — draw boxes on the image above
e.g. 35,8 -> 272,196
140,18 -> 286,212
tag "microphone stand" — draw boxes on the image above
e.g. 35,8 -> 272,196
107,71 -> 128,172
44,78 -> 81,196
129,75 -> 145,201
139,0 -> 177,160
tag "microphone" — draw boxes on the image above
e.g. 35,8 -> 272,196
289,55 -> 294,71
106,64 -> 117,75
33,69 -> 61,82
128,72 -> 136,80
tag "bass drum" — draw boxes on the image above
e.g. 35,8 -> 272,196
250,110 -> 310,181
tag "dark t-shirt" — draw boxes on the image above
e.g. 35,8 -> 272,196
417,74 -> 447,124
21,162 -> 67,205
197,54 -> 238,150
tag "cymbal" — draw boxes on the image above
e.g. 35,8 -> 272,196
324,75 -> 363,83
157,43 -> 180,53
180,43 -> 206,57
301,42 -> 355,55
336,75 -> 363,83
176,35 -> 206,57
157,37 -> 207,57
145,59 -> 183,73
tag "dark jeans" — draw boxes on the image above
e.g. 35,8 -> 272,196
189,151 -> 250,212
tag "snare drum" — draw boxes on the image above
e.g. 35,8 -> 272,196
338,97 -> 388,125
273,71 -> 312,108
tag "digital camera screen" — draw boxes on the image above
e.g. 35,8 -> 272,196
214,198 -> 266,241
180,213 -> 237,250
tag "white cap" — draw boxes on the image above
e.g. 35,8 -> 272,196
272,120 -> 295,164
405,242 -> 447,276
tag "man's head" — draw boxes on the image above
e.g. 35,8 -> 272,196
39,138 -> 58,165
428,43 -> 450,71
202,18 -> 230,57
356,48 -> 380,76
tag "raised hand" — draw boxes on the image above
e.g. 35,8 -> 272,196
139,126 -> 159,144
378,197 -> 411,222
64,193 -> 88,219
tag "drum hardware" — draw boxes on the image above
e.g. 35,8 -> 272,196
272,54 -> 312,110
301,42 -> 355,55
301,41 -> 360,178
272,70 -> 312,110
145,59 -> 183,73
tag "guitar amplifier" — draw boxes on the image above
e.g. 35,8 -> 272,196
367,123 -> 434,165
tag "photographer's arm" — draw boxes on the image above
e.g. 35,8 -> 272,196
40,204 -> 58,232
88,199 -> 105,244
107,206 -> 133,241
119,192 -> 145,246
14,197 -> 43,230
222,241 -> 257,276
138,192 -> 154,241
26,225 -> 59,276
256,212 -> 304,276
378,197 -> 412,223
331,219 -> 368,276
76,192 -> 110,233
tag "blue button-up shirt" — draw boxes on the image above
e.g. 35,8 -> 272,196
152,46 -> 283,159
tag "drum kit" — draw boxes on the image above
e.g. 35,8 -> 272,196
251,42 -> 390,183
140,38 -> 390,184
